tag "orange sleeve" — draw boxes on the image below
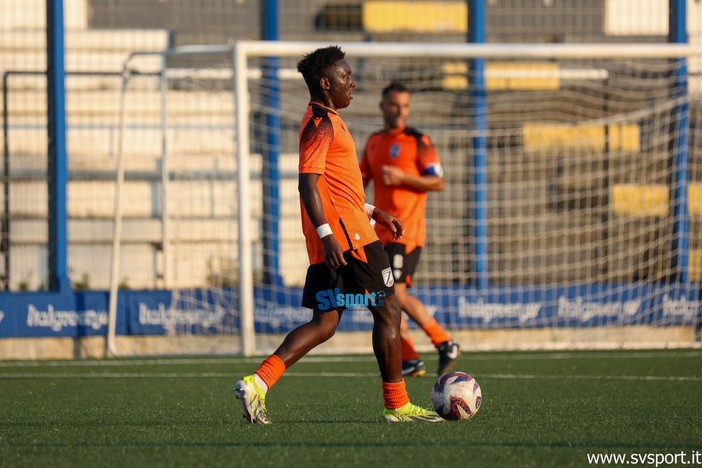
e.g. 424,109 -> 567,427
299,114 -> 334,174
416,134 -> 442,176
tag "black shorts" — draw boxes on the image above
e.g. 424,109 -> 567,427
301,240 -> 395,311
384,243 -> 422,287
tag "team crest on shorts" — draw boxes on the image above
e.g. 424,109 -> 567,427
382,267 -> 394,287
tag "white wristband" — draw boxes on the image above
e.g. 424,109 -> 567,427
364,203 -> 375,219
316,223 -> 333,239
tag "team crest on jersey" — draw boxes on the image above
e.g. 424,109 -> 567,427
389,143 -> 401,159
382,267 -> 394,287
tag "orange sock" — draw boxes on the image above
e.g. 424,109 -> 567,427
401,336 -> 421,361
382,380 -> 410,409
255,354 -> 286,390
421,318 -> 451,347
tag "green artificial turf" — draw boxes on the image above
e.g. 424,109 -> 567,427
1,350 -> 701,467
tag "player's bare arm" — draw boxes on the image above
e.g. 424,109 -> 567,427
298,173 -> 347,268
370,206 -> 405,240
381,164 -> 445,192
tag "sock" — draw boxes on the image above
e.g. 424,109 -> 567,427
254,354 -> 286,391
421,318 -> 452,347
401,336 -> 421,361
382,380 -> 410,410
253,374 -> 268,392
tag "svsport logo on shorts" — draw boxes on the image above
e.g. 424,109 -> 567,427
316,288 -> 387,311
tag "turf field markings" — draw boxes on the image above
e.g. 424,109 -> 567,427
465,351 -> 702,361
287,373 -> 702,382
1,372 -> 700,381
0,372 -> 233,378
0,355 -> 379,368
0,350 -> 700,369
478,373 -> 702,382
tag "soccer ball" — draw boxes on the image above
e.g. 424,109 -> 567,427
431,371 -> 482,421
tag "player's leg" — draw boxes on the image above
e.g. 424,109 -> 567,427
404,292 -> 461,375
386,243 -> 425,375
396,280 -> 460,374
234,310 -> 342,424
355,241 -> 443,422
272,308 -> 342,367
234,263 -> 343,424
391,248 -> 449,343
370,293 -> 403,382
388,243 -> 461,375
370,291 -> 441,422
399,312 -> 426,377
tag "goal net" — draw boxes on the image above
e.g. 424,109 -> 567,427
108,42 -> 702,356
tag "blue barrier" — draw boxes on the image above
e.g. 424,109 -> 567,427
0,284 -> 699,338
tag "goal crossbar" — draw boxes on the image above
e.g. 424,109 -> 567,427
235,40 -> 702,59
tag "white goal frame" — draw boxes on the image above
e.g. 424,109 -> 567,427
108,41 -> 702,357
234,41 -> 701,355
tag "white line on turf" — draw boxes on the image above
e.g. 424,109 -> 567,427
0,372 -> 700,381
478,373 -> 702,382
1,350 -> 701,368
0,356 -> 378,367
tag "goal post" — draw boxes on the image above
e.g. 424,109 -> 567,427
108,41 -> 702,356
235,41 -> 702,353
106,44 -> 248,357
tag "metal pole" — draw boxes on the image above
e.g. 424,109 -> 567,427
469,0 -> 489,290
46,0 -> 71,293
106,65 -> 132,358
261,0 -> 283,286
2,73 -> 10,290
234,44 -> 255,356
669,0 -> 689,284
159,54 -> 170,288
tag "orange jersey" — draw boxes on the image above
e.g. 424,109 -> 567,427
299,102 -> 378,265
360,126 -> 442,249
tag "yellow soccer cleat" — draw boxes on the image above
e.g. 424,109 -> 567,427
234,375 -> 271,424
383,402 -> 445,423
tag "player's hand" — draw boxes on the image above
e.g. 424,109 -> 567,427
321,235 -> 347,269
381,165 -> 406,186
372,208 -> 404,240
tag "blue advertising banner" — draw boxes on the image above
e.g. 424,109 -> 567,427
0,284 -> 700,338
0,291 -> 117,337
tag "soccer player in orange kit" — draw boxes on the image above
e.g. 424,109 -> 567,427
234,49 -> 443,423
360,82 -> 461,377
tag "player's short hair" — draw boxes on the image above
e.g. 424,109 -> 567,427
382,81 -> 411,98
297,46 -> 346,91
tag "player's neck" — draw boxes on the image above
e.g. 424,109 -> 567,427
385,124 -> 406,134
309,92 -> 337,111
309,100 -> 339,114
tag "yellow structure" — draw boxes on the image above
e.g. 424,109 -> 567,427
363,1 -> 467,33
442,62 -> 561,91
522,123 -> 640,152
689,183 -> 702,216
611,184 -> 669,217
690,249 -> 702,282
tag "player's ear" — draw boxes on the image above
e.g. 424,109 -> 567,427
319,76 -> 331,91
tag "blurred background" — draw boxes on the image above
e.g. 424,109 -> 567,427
0,1 -> 700,355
